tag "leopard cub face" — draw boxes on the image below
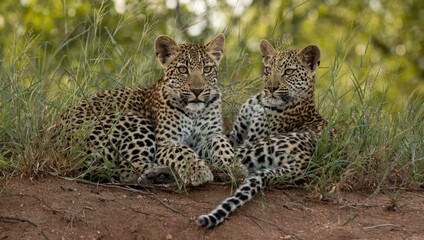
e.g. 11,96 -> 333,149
259,40 -> 320,106
154,34 -> 225,111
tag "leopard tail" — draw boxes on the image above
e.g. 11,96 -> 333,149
196,174 -> 266,228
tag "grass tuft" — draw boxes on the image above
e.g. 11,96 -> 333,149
306,24 -> 424,194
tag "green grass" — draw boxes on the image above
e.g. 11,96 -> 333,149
0,8 -> 423,194
306,24 -> 424,195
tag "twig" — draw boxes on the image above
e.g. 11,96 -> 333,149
386,186 -> 424,192
341,213 -> 358,226
110,182 -> 182,193
1,192 -> 83,227
245,213 -> 269,238
241,212 -> 301,240
0,215 -> 49,240
362,224 -> 399,230
208,181 -> 233,186
129,207 -> 150,216
59,176 -> 181,194
59,176 -> 151,194
60,176 -> 187,216
273,185 -> 303,191
0,193 -> 60,214
142,187 -> 187,216
339,203 -> 380,209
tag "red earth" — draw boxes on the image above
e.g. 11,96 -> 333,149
1,176 -> 423,240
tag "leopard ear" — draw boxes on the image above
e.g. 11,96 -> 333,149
260,39 -> 277,65
206,33 -> 225,65
298,45 -> 321,71
154,35 -> 181,68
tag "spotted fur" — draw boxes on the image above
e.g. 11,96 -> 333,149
55,34 -> 235,186
197,40 -> 326,228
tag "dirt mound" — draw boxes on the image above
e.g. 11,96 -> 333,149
1,176 -> 423,239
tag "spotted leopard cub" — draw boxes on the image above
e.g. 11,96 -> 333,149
55,34 -> 235,186
197,40 -> 326,227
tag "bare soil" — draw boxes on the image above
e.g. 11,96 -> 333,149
1,176 -> 423,240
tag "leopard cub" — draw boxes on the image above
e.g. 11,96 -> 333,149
197,39 -> 326,228
55,34 -> 235,186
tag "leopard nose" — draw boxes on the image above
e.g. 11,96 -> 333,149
191,88 -> 204,97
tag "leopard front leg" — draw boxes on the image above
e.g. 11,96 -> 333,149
209,134 -> 248,180
191,134 -> 248,181
150,105 -> 215,186
208,134 -> 234,166
155,144 -> 213,186
226,99 -> 254,148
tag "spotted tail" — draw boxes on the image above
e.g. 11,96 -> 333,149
196,175 -> 266,228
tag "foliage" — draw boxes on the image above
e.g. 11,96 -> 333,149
0,0 -> 423,191
1,0 -> 423,102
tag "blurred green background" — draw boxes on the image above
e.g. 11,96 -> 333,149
0,0 -> 424,87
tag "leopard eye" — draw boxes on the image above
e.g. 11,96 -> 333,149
178,66 -> 188,74
283,68 -> 295,75
264,66 -> 271,76
203,66 -> 213,74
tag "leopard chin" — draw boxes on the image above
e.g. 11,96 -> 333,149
263,95 -> 285,106
186,102 -> 205,111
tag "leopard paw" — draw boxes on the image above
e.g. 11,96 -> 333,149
212,163 -> 249,182
181,161 -> 213,186
137,165 -> 175,184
